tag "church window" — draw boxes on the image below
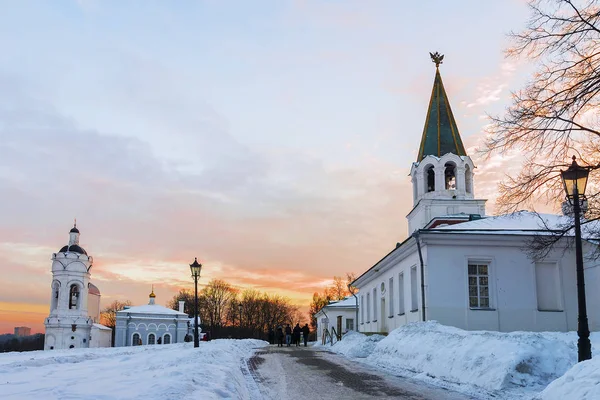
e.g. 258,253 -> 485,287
346,318 -> 354,331
360,295 -> 364,323
366,293 -> 370,322
426,166 -> 435,192
163,334 -> 171,344
69,285 -> 80,310
465,165 -> 473,194
535,262 -> 563,311
388,277 -> 394,317
468,263 -> 490,308
410,266 -> 418,311
398,273 -> 405,315
445,162 -> 456,190
51,283 -> 59,310
132,333 -> 141,346
372,288 -> 377,321
148,333 -> 156,345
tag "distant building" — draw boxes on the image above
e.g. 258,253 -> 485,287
44,224 -> 112,350
114,290 -> 192,347
314,297 -> 357,342
14,326 -> 31,337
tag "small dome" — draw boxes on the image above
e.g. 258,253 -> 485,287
88,283 -> 100,295
58,244 -> 88,255
70,226 -> 80,234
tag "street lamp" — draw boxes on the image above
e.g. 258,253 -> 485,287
238,303 -> 243,338
561,156 -> 592,362
189,257 -> 202,348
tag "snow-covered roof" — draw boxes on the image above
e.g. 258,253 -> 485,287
429,211 -> 573,235
92,323 -> 111,331
117,304 -> 187,316
326,297 -> 357,308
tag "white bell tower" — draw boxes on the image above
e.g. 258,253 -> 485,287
44,223 -> 94,350
407,53 -> 486,233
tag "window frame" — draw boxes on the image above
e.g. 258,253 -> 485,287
410,266 -> 418,312
467,260 -> 493,310
398,272 -> 405,315
388,277 -> 394,317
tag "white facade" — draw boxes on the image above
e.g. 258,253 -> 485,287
114,295 -> 191,347
44,225 -> 111,350
314,297 -> 358,341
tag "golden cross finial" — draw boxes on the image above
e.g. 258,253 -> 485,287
74,218 -> 77,228
430,52 -> 444,68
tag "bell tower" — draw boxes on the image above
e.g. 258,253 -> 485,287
44,223 -> 94,350
407,53 -> 486,233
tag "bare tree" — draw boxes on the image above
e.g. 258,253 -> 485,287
484,0 -> 600,216
202,279 -> 237,331
100,300 -> 132,330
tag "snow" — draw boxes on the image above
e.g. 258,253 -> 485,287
319,321 -> 600,400
325,296 -> 357,308
540,357 -> 600,400
0,339 -> 267,399
117,304 -> 187,315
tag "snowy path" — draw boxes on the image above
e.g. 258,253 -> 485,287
247,345 -> 475,400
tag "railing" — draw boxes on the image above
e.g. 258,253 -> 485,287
321,327 -> 342,346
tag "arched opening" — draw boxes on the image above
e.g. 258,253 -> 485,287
465,165 -> 473,194
69,284 -> 80,310
163,334 -> 171,344
132,333 -> 141,346
445,162 -> 457,190
425,165 -> 435,192
148,333 -> 156,345
51,282 -> 59,310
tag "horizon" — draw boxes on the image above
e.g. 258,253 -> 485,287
0,0 -> 557,334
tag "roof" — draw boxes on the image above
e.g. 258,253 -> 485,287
116,304 -> 187,316
430,211 -> 571,235
417,60 -> 466,161
58,244 -> 88,255
326,297 -> 357,308
88,282 -> 100,295
92,323 -> 111,331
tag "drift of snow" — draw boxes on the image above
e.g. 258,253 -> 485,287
0,339 -> 267,399
319,321 -> 600,399
539,357 -> 600,400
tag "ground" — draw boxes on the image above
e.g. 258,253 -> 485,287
246,344 -> 474,400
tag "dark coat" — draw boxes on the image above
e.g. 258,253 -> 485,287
302,324 -> 310,336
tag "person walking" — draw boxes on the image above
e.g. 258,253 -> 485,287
268,326 -> 275,345
285,324 -> 292,347
302,323 -> 310,347
293,323 -> 301,347
276,325 -> 284,347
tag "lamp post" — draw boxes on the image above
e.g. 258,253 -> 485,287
189,257 -> 202,348
238,303 -> 243,339
561,156 -> 592,362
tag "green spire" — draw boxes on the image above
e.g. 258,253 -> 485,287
417,53 -> 466,161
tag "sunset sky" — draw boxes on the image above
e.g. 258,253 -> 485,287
0,0 -> 546,334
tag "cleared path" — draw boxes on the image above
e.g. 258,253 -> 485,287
247,345 -> 476,400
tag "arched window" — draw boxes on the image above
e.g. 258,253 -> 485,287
163,334 -> 171,344
69,285 -> 80,310
51,282 -> 60,310
132,333 -> 141,346
465,165 -> 473,194
148,333 -> 156,345
425,165 -> 435,192
445,162 -> 456,190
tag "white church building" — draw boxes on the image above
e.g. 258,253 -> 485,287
114,290 -> 192,347
44,224 -> 112,350
352,55 -> 600,334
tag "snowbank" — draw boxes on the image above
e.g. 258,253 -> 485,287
315,331 -> 385,358
539,357 -> 600,400
325,322 -> 587,398
0,339 -> 267,400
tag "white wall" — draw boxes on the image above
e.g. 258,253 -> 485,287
355,234 -> 600,333
90,325 -> 112,348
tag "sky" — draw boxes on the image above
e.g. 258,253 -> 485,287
0,0 -> 543,333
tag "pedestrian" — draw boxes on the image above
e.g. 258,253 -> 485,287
293,323 -> 301,347
302,323 -> 310,347
268,326 -> 275,345
276,325 -> 284,347
285,324 -> 292,347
